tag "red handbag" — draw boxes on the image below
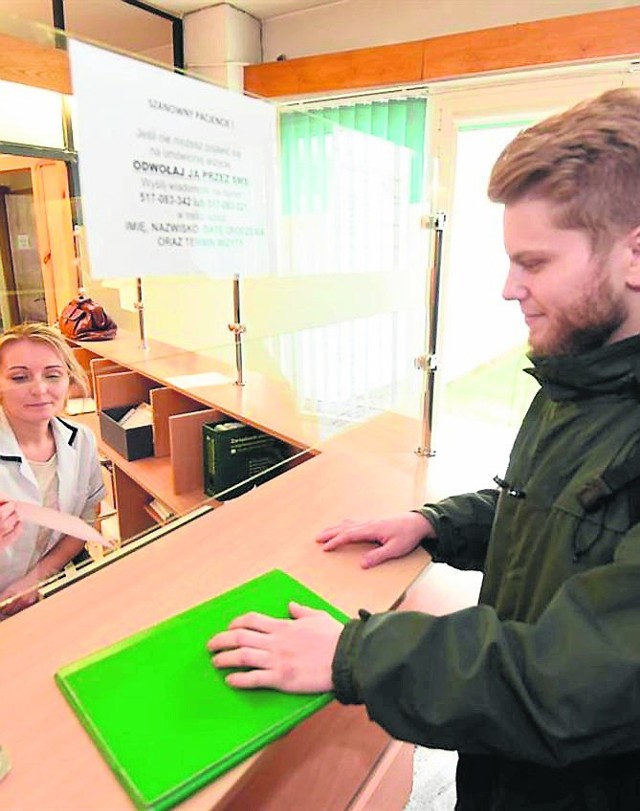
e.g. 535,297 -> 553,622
58,296 -> 117,341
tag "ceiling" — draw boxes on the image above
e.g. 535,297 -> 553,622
0,0 -> 341,55
157,0 -> 342,18
0,0 -> 342,25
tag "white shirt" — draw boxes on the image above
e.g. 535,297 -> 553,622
28,453 -> 59,572
0,407 -> 106,592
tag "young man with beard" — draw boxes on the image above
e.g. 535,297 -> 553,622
207,88 -> 640,810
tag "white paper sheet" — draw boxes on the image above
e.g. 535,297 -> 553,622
13,500 -> 112,548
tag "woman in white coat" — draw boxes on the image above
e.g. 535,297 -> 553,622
0,323 -> 105,615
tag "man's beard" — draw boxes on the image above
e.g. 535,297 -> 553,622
532,267 -> 627,358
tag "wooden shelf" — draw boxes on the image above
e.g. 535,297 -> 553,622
109,444 -> 214,517
71,411 -> 215,518
65,331 -> 318,542
66,337 -> 309,544
71,331 -> 321,450
143,501 -> 175,525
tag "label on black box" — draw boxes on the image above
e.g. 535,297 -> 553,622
203,422 -> 290,499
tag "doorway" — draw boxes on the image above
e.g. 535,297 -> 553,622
0,154 -> 76,329
0,176 -> 46,325
427,65 -> 640,491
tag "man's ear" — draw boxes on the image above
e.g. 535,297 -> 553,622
624,225 -> 640,289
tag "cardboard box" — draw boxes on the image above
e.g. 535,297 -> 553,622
99,404 -> 154,461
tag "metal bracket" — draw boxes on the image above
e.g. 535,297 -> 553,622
414,354 -> 437,372
420,211 -> 447,231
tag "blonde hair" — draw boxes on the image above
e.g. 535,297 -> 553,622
0,323 -> 89,397
488,88 -> 640,249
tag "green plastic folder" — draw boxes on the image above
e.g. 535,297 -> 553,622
55,569 -> 349,811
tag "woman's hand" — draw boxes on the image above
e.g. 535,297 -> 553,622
315,511 -> 436,569
207,602 -> 343,693
0,500 -> 22,552
0,572 -> 39,617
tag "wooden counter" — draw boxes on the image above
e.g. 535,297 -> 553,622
0,335 -> 481,810
0,440 -> 436,810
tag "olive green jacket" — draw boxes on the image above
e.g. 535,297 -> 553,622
333,335 -> 640,809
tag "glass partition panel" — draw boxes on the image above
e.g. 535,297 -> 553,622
32,316 -> 428,610
0,16 -> 433,618
435,121 -> 538,489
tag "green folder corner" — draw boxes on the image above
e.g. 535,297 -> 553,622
55,569 -> 350,811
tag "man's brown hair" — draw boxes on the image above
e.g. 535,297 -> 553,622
488,88 -> 640,248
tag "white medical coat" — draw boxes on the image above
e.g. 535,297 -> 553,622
0,407 -> 106,592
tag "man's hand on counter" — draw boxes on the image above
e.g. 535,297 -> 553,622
207,602 -> 342,693
315,511 -> 435,569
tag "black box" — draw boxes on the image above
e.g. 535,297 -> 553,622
99,404 -> 154,461
203,421 -> 292,500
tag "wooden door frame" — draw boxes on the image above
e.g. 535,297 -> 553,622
0,154 -> 75,324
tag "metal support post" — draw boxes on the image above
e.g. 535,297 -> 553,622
228,273 -> 246,386
72,225 -> 87,298
416,211 -> 447,456
134,277 -> 147,350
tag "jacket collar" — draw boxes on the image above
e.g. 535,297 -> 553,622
526,334 -> 640,401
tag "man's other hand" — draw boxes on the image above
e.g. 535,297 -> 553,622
207,602 -> 343,693
315,512 -> 435,569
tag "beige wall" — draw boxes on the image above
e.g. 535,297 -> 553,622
262,0 -> 638,61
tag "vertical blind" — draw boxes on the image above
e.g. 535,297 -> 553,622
279,98 -> 427,276
272,99 -> 428,429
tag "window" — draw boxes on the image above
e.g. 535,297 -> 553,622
429,65 -> 640,488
